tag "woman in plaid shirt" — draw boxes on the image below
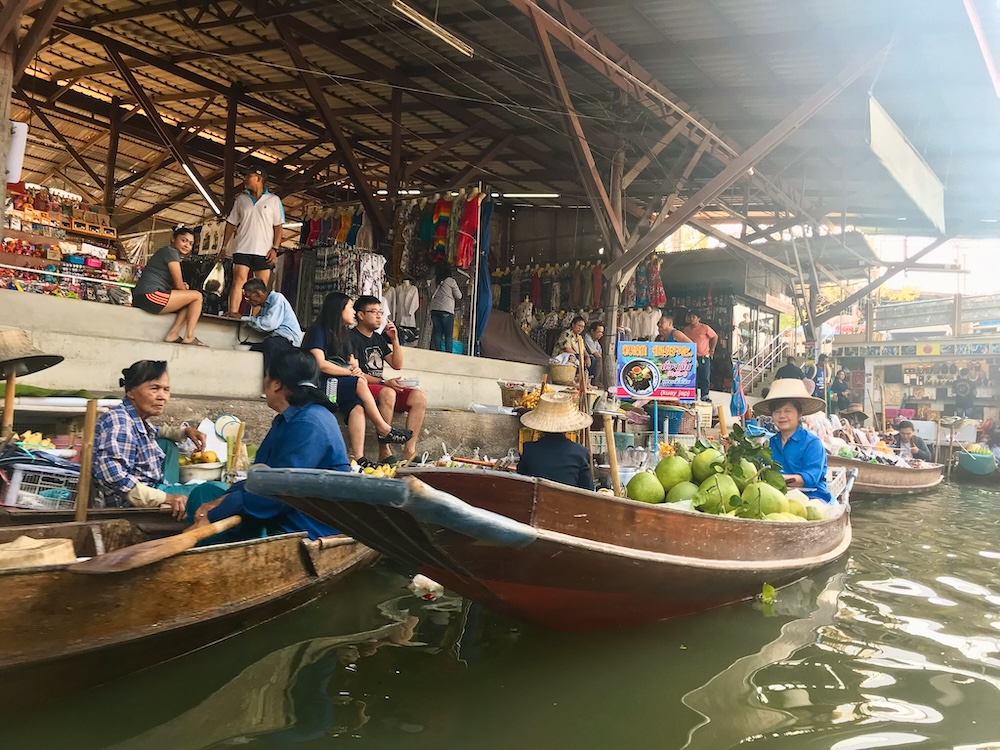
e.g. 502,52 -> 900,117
92,361 -> 207,517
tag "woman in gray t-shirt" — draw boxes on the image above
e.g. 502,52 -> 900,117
132,226 -> 207,346
429,261 -> 462,352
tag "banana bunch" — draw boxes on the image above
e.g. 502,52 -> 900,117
350,460 -> 398,478
13,431 -> 55,448
515,383 -> 551,409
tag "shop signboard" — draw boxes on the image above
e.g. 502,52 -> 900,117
616,340 -> 697,402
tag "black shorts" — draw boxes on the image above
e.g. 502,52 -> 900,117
134,289 -> 170,313
232,253 -> 274,272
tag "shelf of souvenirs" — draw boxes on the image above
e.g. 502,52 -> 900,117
4,202 -> 119,240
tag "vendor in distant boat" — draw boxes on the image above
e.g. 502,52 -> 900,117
752,378 -> 833,503
517,392 -> 594,491
92,360 -> 211,517
894,420 -> 931,462
187,349 -> 345,541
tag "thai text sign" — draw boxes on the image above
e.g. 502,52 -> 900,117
616,340 -> 697,401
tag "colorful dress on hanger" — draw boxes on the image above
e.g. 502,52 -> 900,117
307,216 -> 322,245
510,267 -> 522,308
529,268 -> 542,307
431,197 -> 451,262
634,261 -> 650,308
592,261 -> 603,308
345,210 -> 363,246
336,212 -> 351,243
541,269 -> 554,312
648,257 -> 666,307
298,219 -> 311,247
581,266 -> 593,308
447,195 -> 465,265
570,266 -> 582,308
455,193 -> 482,269
318,215 -> 334,245
622,274 -> 636,308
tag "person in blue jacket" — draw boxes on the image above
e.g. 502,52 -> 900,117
186,349 -> 348,540
517,392 -> 594,491
752,378 -> 833,503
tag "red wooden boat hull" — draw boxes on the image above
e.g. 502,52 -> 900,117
247,467 -> 853,632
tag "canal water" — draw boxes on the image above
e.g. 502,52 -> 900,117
4,482 -> 1000,749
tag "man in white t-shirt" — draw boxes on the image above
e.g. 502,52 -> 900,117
218,166 -> 285,317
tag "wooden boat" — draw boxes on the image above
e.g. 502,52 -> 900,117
0,520 -> 378,708
0,504 -> 185,536
828,454 -> 943,496
244,466 -> 855,632
954,451 -> 999,485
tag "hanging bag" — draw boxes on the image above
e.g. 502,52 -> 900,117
203,261 -> 226,291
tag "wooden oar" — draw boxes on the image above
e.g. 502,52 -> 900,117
69,516 -> 241,574
75,399 -> 98,523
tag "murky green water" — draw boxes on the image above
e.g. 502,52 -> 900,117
4,482 -> 1000,749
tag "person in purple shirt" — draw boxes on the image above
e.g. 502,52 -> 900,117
186,349 -> 347,540
752,378 -> 833,503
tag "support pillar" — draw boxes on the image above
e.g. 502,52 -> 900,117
103,96 -> 120,214
223,84 -> 238,213
0,35 -> 13,229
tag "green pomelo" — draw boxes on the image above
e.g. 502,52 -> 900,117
777,512 -> 806,522
805,505 -> 825,521
764,513 -> 787,521
731,458 -> 758,492
786,499 -> 808,518
626,470 -> 665,504
785,488 -> 809,503
691,448 -> 724,482
655,456 -> 692,491
694,473 -> 740,514
666,481 -> 699,503
739,482 -> 789,519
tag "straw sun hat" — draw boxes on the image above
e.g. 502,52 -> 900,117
519,392 -> 592,433
752,378 -> 826,417
0,328 -> 63,377
838,403 -> 870,422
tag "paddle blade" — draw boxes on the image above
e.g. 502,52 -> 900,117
70,516 -> 241,574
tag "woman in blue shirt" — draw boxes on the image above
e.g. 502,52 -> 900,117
186,349 -> 352,540
752,378 -> 833,503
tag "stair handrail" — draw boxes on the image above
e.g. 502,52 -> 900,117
740,326 -> 796,391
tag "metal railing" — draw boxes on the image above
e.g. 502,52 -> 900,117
740,327 -> 794,392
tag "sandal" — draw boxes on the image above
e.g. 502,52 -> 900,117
377,427 -> 413,445
181,337 -> 208,347
355,456 -> 378,470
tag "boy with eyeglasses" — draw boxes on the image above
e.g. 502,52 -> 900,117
349,295 -> 426,463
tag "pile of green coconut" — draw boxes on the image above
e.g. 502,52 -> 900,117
624,426 -> 831,521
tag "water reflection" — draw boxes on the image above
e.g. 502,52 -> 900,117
6,484 -> 1000,748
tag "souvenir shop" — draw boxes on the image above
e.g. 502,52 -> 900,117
265,184 -> 494,354
1,183 -> 132,305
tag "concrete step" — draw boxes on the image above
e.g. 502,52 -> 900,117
1,290 -> 547,408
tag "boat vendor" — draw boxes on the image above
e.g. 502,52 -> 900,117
838,403 -> 870,428
186,349 -> 344,541
751,378 -> 833,503
517,392 -> 594,491
92,360 -> 216,518
894,420 -> 932,462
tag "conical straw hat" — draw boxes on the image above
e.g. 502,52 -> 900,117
519,391 -> 592,433
752,378 -> 826,417
0,328 -> 63,377
838,403 -> 870,422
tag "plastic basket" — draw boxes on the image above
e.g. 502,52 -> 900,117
2,463 -> 80,509
497,381 -> 532,408
664,408 -> 685,434
695,402 -> 714,429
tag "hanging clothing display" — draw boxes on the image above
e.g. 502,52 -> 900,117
431,197 -> 451,262
634,261 -> 650,308
455,191 -> 483,269
647,257 -> 666,307
592,261 -> 603,308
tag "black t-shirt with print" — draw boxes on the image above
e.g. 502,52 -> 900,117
349,328 -> 392,380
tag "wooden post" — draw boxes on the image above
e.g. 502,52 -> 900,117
879,384 -> 887,433
934,417 -> 942,465
603,414 -> 621,497
75,399 -> 98,522
1,368 -> 15,439
0,34 -> 14,230
577,336 -> 592,479
717,406 -> 728,440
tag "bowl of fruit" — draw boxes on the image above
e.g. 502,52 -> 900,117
179,451 -> 224,482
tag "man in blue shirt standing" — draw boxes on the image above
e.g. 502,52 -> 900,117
242,278 -> 303,369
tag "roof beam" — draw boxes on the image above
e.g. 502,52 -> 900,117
105,46 -> 222,215
530,3 -> 625,251
450,135 -> 514,187
604,47 -> 889,281
404,121 -> 485,179
118,168 -> 225,232
813,237 -> 949,326
0,0 -> 28,45
14,85 -> 106,189
13,0 -> 64,82
275,19 -> 385,235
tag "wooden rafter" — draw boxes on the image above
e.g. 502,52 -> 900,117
529,4 -> 625,252
13,0 -> 64,82
275,19 -> 385,234
104,46 -> 222,214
